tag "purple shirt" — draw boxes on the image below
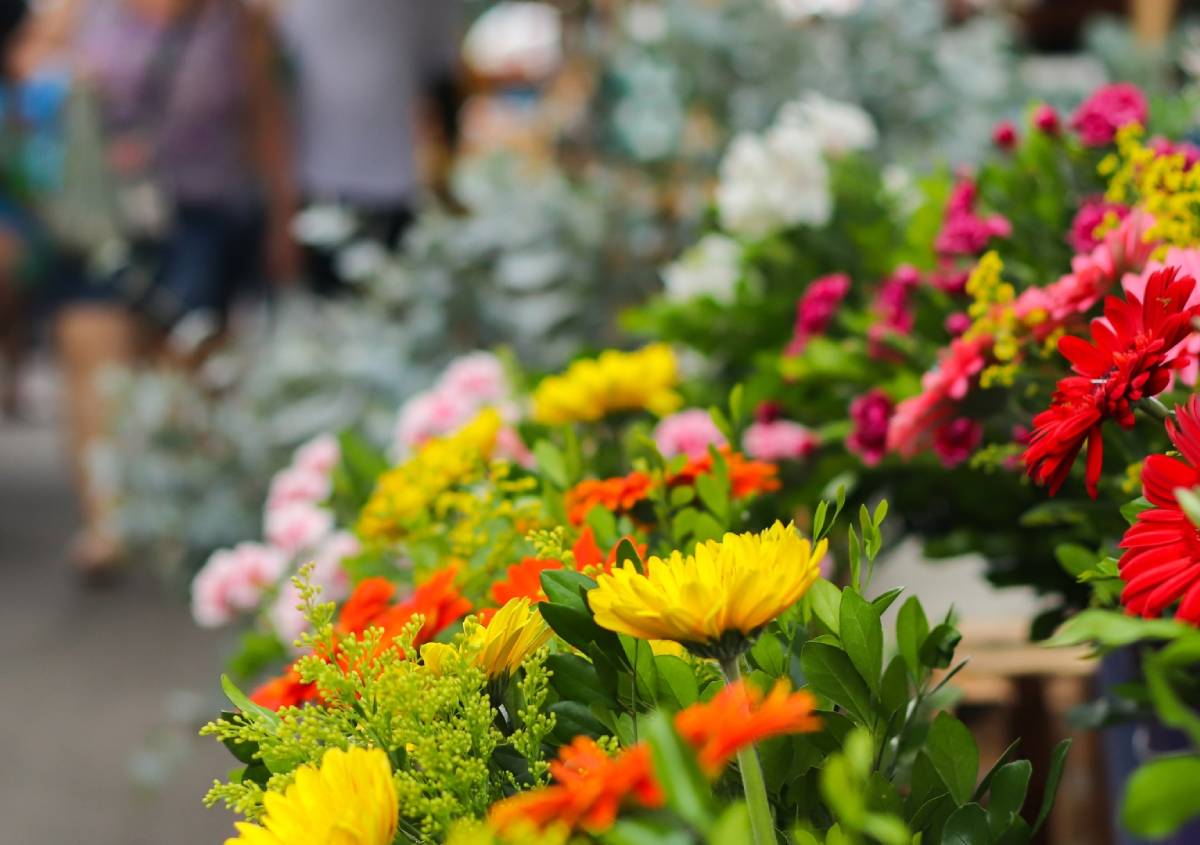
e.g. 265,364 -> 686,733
76,0 -> 256,204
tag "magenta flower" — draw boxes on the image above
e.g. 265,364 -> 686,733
846,390 -> 894,466
933,417 -> 983,468
1033,103 -> 1060,135
992,120 -> 1017,150
787,273 -> 851,354
1069,82 -> 1147,147
935,179 -> 1011,257
1069,196 -> 1129,254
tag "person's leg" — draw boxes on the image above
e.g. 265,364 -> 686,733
54,302 -> 138,572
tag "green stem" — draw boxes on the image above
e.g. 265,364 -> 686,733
1141,396 -> 1173,422
718,656 -> 775,845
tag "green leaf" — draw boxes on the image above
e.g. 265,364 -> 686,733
972,739 -> 1022,801
941,803 -> 989,845
533,440 -> 568,488
220,674 -> 280,727
695,472 -> 730,523
548,700 -> 609,743
1033,739 -> 1071,833
880,656 -> 910,719
806,578 -> 842,636
729,383 -> 746,428
840,589 -> 884,695
539,602 -> 617,656
540,569 -> 596,611
613,537 -> 644,574
1045,609 -> 1187,649
986,760 -> 1031,834
749,631 -> 788,678
897,597 -> 930,680
800,642 -> 873,724
1121,755 -> 1200,839
642,711 -> 713,830
709,802 -> 754,845
1120,496 -> 1152,524
669,486 -> 695,507
691,512 -> 725,544
655,655 -> 699,709
847,528 -> 862,591
926,712 -> 979,805
1054,543 -> 1097,579
546,653 -> 613,707
920,623 -> 962,670
813,499 -> 830,541
871,587 -> 904,616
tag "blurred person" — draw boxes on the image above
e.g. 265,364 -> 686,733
15,0 -> 297,576
0,0 -> 32,419
268,0 -> 462,294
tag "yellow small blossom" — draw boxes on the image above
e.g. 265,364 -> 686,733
225,747 -> 397,845
588,522 -> 825,659
1123,462 -> 1144,495
467,598 -> 553,679
963,252 -> 1023,364
358,409 -> 503,542
531,344 -> 682,425
1102,124 -> 1200,253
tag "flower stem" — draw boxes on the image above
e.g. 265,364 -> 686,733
718,656 -> 775,845
1141,396 -> 1173,422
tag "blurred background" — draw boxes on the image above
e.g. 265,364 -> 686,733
0,0 -> 1197,842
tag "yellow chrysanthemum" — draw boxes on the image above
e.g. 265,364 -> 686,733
358,409 -> 503,542
531,344 -> 682,425
226,746 -> 397,845
588,522 -> 826,659
1101,123 -> 1200,253
467,598 -> 553,678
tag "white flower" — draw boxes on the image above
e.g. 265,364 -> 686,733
717,125 -> 831,239
772,0 -> 863,22
660,234 -> 742,303
778,92 -> 877,157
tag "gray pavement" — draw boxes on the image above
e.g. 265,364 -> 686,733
0,420 -> 237,844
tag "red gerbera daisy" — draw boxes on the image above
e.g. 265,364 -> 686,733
1025,266 -> 1200,497
1119,396 -> 1200,623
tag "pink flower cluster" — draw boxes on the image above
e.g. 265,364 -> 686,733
887,335 -> 989,459
1015,209 -> 1157,340
1069,82 -> 1147,147
191,543 -> 287,628
787,273 -> 851,355
393,351 -> 530,465
846,390 -> 893,466
1068,197 -> 1130,254
1033,104 -> 1060,135
395,352 -> 515,450
868,265 -> 921,358
743,416 -> 819,461
934,179 -> 1012,257
653,409 -> 727,459
191,432 -> 358,632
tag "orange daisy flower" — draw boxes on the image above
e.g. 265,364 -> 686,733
489,737 -> 664,834
371,566 -> 473,649
572,526 -> 647,577
675,679 -> 821,775
249,667 -> 319,710
335,577 -> 397,635
669,447 -> 780,499
565,472 -> 654,525
477,557 -> 565,625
